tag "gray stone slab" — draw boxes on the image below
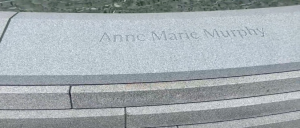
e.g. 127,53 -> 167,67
0,86 -> 70,109
72,71 -> 300,108
0,12 -> 16,41
0,108 -> 124,128
126,91 -> 300,128
179,111 -> 300,128
0,6 -> 300,85
252,119 -> 300,128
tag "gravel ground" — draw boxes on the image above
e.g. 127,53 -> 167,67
0,0 -> 299,13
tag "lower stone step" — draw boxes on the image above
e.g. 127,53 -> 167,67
179,111 -> 300,128
0,108 -> 124,128
126,91 -> 300,127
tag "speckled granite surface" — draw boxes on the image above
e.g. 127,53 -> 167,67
1,5 -> 300,85
0,0 -> 299,13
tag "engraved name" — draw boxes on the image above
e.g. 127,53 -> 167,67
100,27 -> 265,42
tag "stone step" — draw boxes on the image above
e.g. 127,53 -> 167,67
0,86 -> 70,109
1,70 -> 299,110
179,111 -> 300,128
126,91 -> 300,127
2,92 -> 300,128
71,70 -> 300,108
0,108 -> 125,128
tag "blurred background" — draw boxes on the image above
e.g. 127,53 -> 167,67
0,0 -> 299,13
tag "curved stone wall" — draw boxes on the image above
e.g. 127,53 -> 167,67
0,5 -> 300,128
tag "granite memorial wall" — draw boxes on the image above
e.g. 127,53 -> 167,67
0,5 -> 300,128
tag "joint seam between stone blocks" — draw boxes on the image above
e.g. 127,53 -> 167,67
125,107 -> 127,128
69,86 -> 73,109
0,12 -> 18,43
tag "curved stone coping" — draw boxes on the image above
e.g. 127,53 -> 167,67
0,108 -> 124,128
0,5 -> 300,85
1,63 -> 300,86
126,91 -> 300,127
71,70 -> 300,108
0,86 -> 70,109
0,12 -> 16,41
179,111 -> 300,128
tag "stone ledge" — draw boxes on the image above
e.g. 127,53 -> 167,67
0,86 -> 70,109
0,108 -> 125,128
